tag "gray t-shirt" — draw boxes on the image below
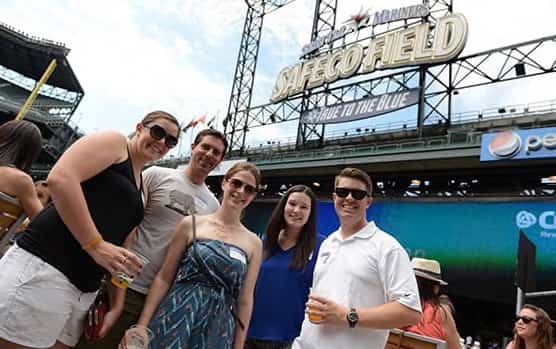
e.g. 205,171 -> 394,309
130,166 -> 219,294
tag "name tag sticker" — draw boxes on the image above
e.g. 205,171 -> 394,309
320,251 -> 331,264
229,247 -> 247,264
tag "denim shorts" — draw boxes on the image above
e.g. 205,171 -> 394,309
0,244 -> 97,348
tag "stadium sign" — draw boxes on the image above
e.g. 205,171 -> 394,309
301,4 -> 430,57
301,88 -> 419,124
271,13 -> 468,103
480,127 -> 556,161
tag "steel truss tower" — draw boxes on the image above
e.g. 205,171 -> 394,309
225,0 -> 296,153
225,0 -> 556,154
297,0 -> 337,148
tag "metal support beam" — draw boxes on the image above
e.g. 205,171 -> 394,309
16,59 -> 57,121
225,3 -> 265,154
224,0 -> 556,153
232,34 -> 556,140
297,0 -> 337,149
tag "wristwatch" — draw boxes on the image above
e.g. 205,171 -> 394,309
346,307 -> 359,328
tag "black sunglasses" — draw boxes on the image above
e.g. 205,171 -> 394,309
515,315 -> 537,324
144,124 -> 178,148
227,178 -> 257,195
334,187 -> 369,200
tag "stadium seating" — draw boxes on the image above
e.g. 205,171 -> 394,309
386,329 -> 446,349
0,191 -> 26,254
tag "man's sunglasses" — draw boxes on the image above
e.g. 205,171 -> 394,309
227,178 -> 257,195
515,315 -> 538,324
334,187 -> 369,200
144,124 -> 178,148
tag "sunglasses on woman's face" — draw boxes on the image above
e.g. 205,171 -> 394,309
515,315 -> 538,324
143,124 -> 178,148
334,187 -> 369,200
227,178 -> 257,195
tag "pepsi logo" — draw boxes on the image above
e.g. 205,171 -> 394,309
488,131 -> 521,158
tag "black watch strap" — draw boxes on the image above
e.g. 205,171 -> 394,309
346,307 -> 359,328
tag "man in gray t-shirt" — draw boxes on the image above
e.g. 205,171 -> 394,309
76,129 -> 227,349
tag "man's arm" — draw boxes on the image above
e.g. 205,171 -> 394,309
308,296 -> 420,328
357,301 -> 420,328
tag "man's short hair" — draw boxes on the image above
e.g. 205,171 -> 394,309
335,167 -> 373,195
193,129 -> 228,157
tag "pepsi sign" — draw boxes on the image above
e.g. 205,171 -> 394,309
480,127 -> 556,161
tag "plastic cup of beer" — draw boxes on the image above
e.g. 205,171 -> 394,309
125,324 -> 153,349
307,287 -> 324,323
111,251 -> 149,289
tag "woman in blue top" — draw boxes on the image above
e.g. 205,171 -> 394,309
246,185 -> 324,349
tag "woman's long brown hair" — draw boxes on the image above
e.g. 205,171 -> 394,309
514,304 -> 554,349
263,185 -> 317,270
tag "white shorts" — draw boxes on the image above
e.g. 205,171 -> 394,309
0,244 -> 98,348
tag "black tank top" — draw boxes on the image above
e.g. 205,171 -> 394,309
17,153 -> 144,292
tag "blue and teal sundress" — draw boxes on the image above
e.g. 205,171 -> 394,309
149,239 -> 248,349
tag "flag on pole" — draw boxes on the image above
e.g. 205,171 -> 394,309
206,113 -> 217,128
182,114 -> 207,132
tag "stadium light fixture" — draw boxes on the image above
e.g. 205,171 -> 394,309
498,107 -> 506,113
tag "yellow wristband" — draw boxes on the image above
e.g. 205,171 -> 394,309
82,235 -> 103,251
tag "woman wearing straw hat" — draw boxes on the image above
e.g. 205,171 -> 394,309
405,257 -> 462,349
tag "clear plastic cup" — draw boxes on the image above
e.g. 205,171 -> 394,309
307,287 -> 325,323
111,251 -> 149,289
125,324 -> 154,349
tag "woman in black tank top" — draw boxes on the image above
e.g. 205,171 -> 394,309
0,111 -> 180,349
0,120 -> 43,218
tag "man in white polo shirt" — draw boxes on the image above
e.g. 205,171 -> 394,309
292,167 -> 421,349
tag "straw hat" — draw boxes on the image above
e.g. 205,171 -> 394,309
411,257 -> 448,285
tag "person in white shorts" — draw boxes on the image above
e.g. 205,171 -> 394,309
0,111 -> 180,348
75,128 -> 228,349
292,167 -> 422,349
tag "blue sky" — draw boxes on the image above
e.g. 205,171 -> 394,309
2,0 -> 556,156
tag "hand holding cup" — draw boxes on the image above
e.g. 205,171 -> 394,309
119,324 -> 154,349
111,250 -> 149,289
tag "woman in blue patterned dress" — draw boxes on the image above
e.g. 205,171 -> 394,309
120,161 -> 263,349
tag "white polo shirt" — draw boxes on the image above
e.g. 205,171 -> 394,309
292,221 -> 421,349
